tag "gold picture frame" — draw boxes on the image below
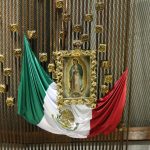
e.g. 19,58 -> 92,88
54,49 -> 97,108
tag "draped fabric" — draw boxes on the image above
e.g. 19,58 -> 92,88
18,36 -> 128,138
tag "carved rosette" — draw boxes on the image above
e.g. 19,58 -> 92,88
0,84 -> 6,93
95,25 -> 104,33
48,63 -> 55,73
84,14 -> 93,22
81,34 -> 89,42
56,0 -> 64,9
73,25 -> 82,32
104,75 -> 113,84
39,53 -> 48,62
3,68 -> 12,76
101,85 -> 109,94
14,49 -> 22,57
27,30 -> 37,39
101,61 -> 111,69
54,50 -> 97,108
63,14 -> 71,22
73,40 -> 83,49
6,97 -> 14,107
95,2 -> 105,11
99,44 -> 107,52
9,24 -> 18,32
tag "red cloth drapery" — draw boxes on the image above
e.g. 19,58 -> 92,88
89,69 -> 128,137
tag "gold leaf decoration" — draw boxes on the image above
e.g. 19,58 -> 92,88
48,63 -> 55,73
101,85 -> 109,94
95,25 -> 104,33
27,30 -> 37,39
73,24 -> 82,32
73,40 -> 83,49
0,84 -> 6,93
13,49 -> 22,57
104,75 -> 113,84
95,2 -> 105,11
56,0 -> 64,9
99,44 -> 107,52
84,14 -> 93,22
39,53 -> 48,62
3,68 -> 12,76
101,61 -> 111,69
63,14 -> 71,22
9,24 -> 18,32
81,34 -> 89,42
6,97 -> 14,107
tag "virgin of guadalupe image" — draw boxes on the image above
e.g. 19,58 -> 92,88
69,58 -> 83,97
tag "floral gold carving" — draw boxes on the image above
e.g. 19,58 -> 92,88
101,85 -> 109,94
0,84 -> 6,93
63,14 -> 71,22
9,24 -> 18,32
56,0 -> 64,9
3,68 -> 12,76
27,30 -> 37,39
48,63 -> 55,73
39,53 -> 48,62
81,34 -> 89,42
101,61 -> 111,69
73,25 -> 82,32
99,44 -> 106,52
104,75 -> 113,84
95,2 -> 105,11
84,14 -> 93,22
95,25 -> 103,33
14,49 -> 22,57
6,97 -> 14,107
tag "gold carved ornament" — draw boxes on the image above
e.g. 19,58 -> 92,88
104,75 -> 113,84
13,49 -> 22,57
95,25 -> 104,33
81,34 -> 89,42
9,24 -> 18,32
56,0 -> 64,9
101,61 -> 111,69
63,14 -> 71,22
27,30 -> 37,39
3,68 -> 12,76
95,2 -> 105,11
101,85 -> 109,94
84,14 -> 93,22
39,53 -> 48,62
0,84 -> 6,93
73,25 -> 82,33
73,40 -> 83,49
99,44 -> 107,52
6,97 -> 14,107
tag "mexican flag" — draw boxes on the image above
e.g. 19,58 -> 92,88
18,36 -> 128,138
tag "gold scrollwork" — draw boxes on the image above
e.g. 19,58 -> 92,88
95,2 -> 105,11
14,49 -> 22,57
6,97 -> 14,107
99,44 -> 107,52
3,68 -> 12,76
9,24 -> 18,32
101,61 -> 111,69
81,34 -> 89,42
0,55 -> 4,63
27,30 -> 37,39
104,75 -> 113,84
95,25 -> 104,33
0,84 -> 6,93
39,53 -> 48,62
63,13 -> 71,22
56,0 -> 64,9
84,14 -> 93,22
101,85 -> 109,94
48,63 -> 55,73
73,24 -> 82,32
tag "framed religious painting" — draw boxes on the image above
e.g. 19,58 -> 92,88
54,49 -> 97,108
